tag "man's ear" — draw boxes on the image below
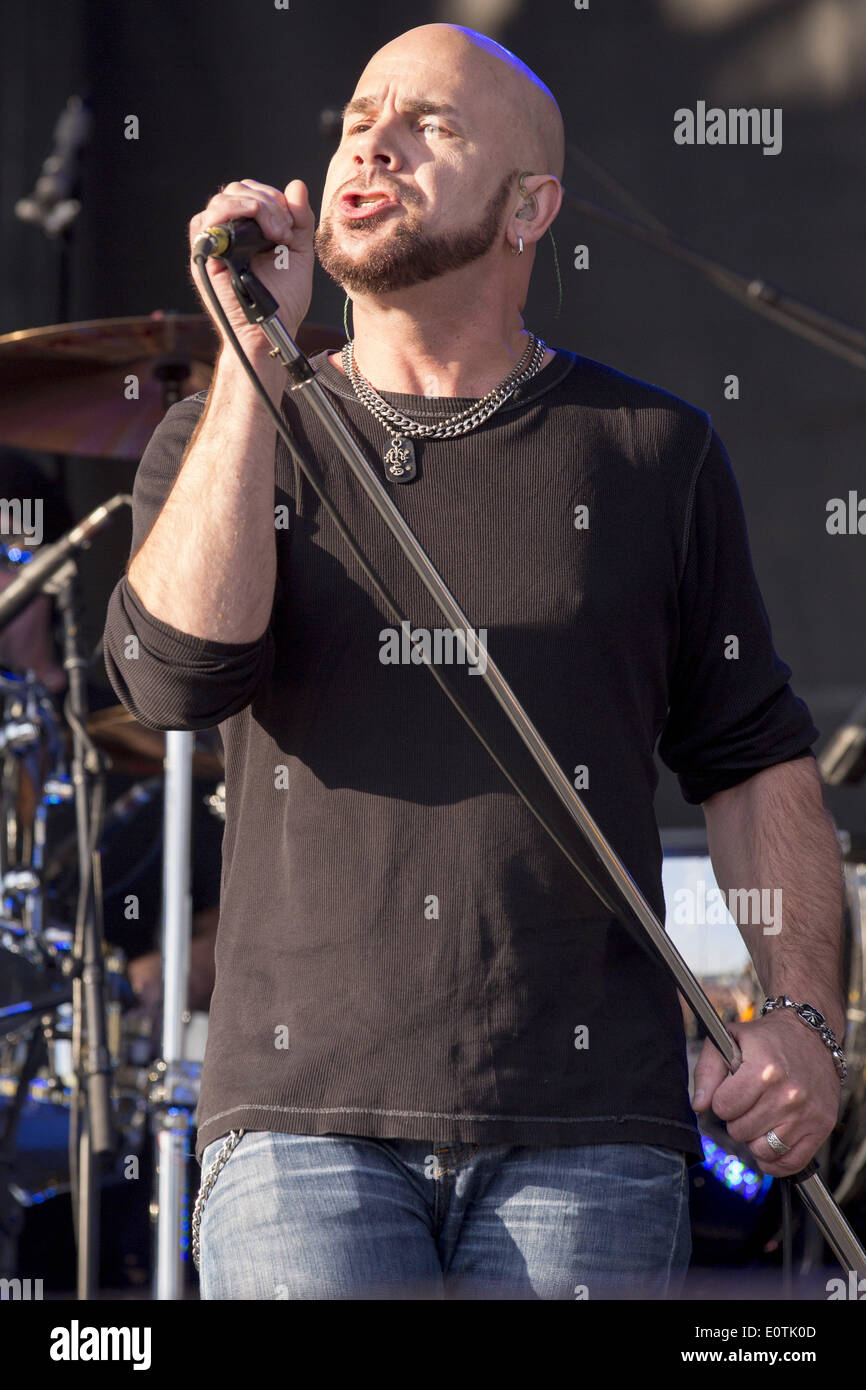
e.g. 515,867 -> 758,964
511,173 -> 562,247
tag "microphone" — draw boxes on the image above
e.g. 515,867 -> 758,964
15,94 -> 92,239
192,218 -> 276,263
0,494 -> 131,631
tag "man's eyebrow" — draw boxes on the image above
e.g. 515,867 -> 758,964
340,96 -> 464,123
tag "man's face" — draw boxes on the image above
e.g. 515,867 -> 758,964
315,42 -> 516,294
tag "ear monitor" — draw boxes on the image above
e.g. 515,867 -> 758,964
517,172 -> 537,221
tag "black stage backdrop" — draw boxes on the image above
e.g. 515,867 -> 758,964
2,0 -> 864,834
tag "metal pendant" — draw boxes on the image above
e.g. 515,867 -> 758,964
383,435 -> 417,482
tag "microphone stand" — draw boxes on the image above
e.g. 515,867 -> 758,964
152,730 -> 196,1301
207,258 -> 865,1281
561,191 -> 866,374
14,93 -> 92,500
52,560 -> 114,1301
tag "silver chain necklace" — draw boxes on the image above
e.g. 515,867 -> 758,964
341,332 -> 548,482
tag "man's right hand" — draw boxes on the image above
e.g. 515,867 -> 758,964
189,178 -> 316,360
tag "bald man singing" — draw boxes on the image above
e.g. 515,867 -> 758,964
104,24 -> 845,1300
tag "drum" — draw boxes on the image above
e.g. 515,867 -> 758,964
0,936 -> 148,1204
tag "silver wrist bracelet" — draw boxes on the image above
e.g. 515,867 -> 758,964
760,995 -> 847,1083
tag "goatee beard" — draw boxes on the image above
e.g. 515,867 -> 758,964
314,170 -> 517,295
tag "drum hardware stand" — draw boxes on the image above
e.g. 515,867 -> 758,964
153,730 -> 196,1300
52,562 -> 116,1299
193,252 -> 866,1282
0,497 -> 130,1296
114,361 -> 239,1301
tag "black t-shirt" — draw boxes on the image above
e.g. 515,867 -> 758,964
103,347 -> 818,1164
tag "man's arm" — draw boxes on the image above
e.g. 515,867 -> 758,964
704,755 -> 845,1033
102,395 -> 280,732
103,177 -> 316,729
694,755 -> 846,1174
127,350 -> 284,642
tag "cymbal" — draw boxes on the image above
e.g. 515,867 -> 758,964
85,704 -> 224,779
0,312 -> 341,460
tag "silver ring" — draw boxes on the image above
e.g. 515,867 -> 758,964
765,1129 -> 791,1156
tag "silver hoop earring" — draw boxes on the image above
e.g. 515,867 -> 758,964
511,235 -> 524,257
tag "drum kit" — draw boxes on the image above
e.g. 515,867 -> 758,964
0,310 -> 325,1293
1,308 -> 865,1291
0,661 -> 224,1277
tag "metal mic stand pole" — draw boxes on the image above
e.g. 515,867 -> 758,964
152,730 -> 195,1300
54,560 -> 114,1300
219,264 -> 865,1279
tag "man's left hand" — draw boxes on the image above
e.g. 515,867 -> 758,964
692,1008 -> 841,1175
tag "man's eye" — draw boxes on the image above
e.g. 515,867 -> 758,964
345,118 -> 451,138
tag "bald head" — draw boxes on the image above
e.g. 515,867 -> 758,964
359,24 -> 565,182
317,23 -> 565,302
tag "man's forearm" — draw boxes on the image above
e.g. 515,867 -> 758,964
702,756 -> 847,1039
127,350 -> 285,643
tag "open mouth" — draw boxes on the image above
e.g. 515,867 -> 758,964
339,191 -> 402,219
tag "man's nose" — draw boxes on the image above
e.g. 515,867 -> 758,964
351,119 -> 404,171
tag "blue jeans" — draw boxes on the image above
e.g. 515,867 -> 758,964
196,1130 -> 691,1300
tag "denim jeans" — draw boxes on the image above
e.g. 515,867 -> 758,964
196,1130 -> 691,1300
